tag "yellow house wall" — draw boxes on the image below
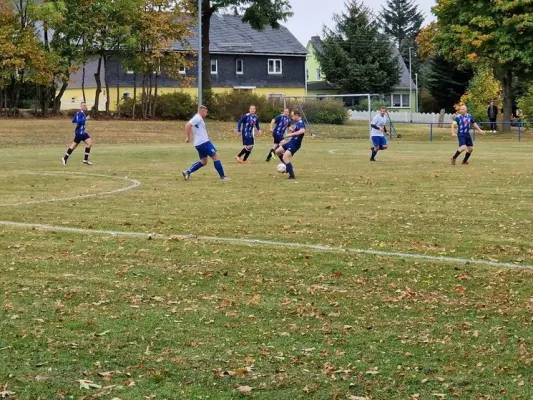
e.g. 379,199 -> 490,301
62,87 -> 306,111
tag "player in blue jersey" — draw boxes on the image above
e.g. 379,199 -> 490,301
370,106 -> 388,162
235,105 -> 262,164
451,105 -> 485,165
62,102 -> 93,166
275,110 -> 305,179
266,108 -> 291,162
182,105 -> 230,181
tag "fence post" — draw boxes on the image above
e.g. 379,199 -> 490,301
472,127 -> 476,142
430,123 -> 433,141
518,122 -> 521,142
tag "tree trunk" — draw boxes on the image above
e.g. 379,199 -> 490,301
103,54 -> 110,114
502,69 -> 513,132
132,72 -> 137,119
116,58 -> 121,117
153,72 -> 159,118
82,64 -> 87,102
201,2 -> 213,103
141,73 -> 147,119
93,55 -> 103,113
53,81 -> 68,114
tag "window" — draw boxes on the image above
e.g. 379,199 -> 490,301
268,59 -> 282,74
236,59 -> 243,74
316,68 -> 321,80
401,94 -> 410,108
211,59 -> 217,74
179,65 -> 186,75
392,94 -> 401,107
268,93 -> 283,104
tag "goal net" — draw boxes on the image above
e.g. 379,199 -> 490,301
281,94 -> 385,139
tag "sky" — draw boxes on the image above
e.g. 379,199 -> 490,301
285,0 -> 436,46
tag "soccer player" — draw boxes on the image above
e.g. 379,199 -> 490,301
275,110 -> 305,179
182,105 -> 230,181
235,105 -> 262,164
370,106 -> 388,162
62,102 -> 93,166
451,104 -> 485,165
266,108 -> 291,162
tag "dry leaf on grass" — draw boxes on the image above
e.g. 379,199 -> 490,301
237,385 -> 253,393
0,383 -> 15,398
79,379 -> 102,390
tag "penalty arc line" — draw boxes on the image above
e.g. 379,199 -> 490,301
0,220 -> 532,271
0,171 -> 141,207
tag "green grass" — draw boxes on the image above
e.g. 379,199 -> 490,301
1,120 -> 533,399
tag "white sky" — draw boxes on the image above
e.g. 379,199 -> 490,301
285,0 -> 436,45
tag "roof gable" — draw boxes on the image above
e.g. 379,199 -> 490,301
173,14 -> 307,56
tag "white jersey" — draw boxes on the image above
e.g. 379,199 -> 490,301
189,114 -> 209,146
370,114 -> 388,137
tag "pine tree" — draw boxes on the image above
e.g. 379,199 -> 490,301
379,0 -> 424,53
315,0 -> 400,94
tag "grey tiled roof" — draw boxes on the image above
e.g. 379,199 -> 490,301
173,14 -> 307,55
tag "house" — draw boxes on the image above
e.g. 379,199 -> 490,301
61,14 -> 307,110
305,36 -> 416,111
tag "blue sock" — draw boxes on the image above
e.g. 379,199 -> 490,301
187,161 -> 204,174
213,160 -> 225,178
285,162 -> 294,177
371,149 -> 378,160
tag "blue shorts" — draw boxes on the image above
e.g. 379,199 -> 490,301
458,135 -> 473,147
273,134 -> 284,145
74,132 -> 90,144
371,136 -> 387,148
195,141 -> 217,159
242,135 -> 255,146
282,141 -> 301,155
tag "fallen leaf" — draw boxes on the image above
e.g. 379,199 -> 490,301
0,383 -> 15,398
348,396 -> 368,400
237,385 -> 253,393
79,379 -> 102,390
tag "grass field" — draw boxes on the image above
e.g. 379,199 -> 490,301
1,119 -> 533,399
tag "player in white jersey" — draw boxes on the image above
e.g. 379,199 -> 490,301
370,106 -> 389,161
182,105 -> 230,181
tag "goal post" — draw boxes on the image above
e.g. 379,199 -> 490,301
281,93 -> 383,139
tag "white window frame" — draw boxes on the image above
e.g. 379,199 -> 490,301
236,59 -> 243,75
268,59 -> 282,75
211,59 -> 218,75
401,93 -> 411,108
179,65 -> 186,75
389,93 -> 410,108
316,68 -> 321,80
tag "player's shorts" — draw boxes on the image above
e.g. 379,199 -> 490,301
74,132 -> 90,144
242,135 -> 255,146
371,135 -> 387,148
458,135 -> 473,147
195,141 -> 217,159
282,141 -> 301,155
273,134 -> 284,145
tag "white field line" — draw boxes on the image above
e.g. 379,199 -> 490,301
0,171 -> 141,207
1,220 -> 532,271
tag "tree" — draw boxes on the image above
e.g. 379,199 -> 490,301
418,1 -> 533,131
379,0 -> 424,73
457,67 -> 502,123
195,0 -> 292,105
315,0 -> 400,94
422,55 -> 473,113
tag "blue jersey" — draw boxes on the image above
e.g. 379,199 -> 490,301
273,114 -> 291,137
289,119 -> 305,145
454,113 -> 475,136
237,113 -> 260,138
72,110 -> 87,135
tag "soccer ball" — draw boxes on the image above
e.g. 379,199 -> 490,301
276,163 -> 286,173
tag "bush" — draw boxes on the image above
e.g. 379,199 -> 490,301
419,88 -> 440,113
517,84 -> 533,122
210,91 -> 281,122
353,99 -> 385,112
154,92 -> 197,120
288,99 -> 348,125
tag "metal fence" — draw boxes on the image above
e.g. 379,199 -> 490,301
387,121 -> 529,142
